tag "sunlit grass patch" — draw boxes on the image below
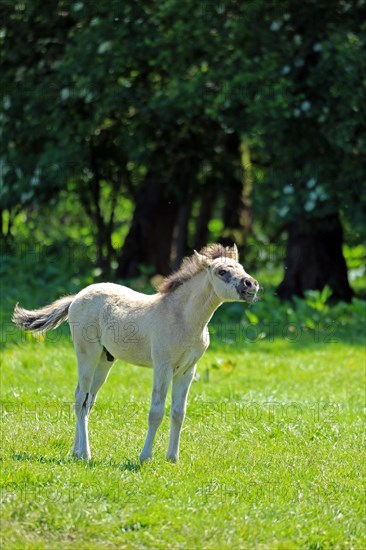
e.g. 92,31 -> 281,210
1,324 -> 364,549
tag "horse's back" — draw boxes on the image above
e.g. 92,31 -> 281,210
68,283 -> 158,366
70,282 -> 154,307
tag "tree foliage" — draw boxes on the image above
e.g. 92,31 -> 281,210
1,1 -> 365,294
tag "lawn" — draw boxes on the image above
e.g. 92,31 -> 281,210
1,299 -> 365,549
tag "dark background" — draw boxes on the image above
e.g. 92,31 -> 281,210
1,0 -> 365,302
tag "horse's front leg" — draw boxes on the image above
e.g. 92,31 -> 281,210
140,363 -> 173,463
167,365 -> 196,463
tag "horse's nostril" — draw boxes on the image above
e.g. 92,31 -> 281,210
244,279 -> 252,288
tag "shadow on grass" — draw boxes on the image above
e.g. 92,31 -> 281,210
11,452 -> 141,471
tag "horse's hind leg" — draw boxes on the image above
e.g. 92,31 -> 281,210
89,354 -> 114,412
73,350 -> 114,459
73,342 -> 103,460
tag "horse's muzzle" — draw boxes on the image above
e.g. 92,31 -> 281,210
237,277 -> 259,301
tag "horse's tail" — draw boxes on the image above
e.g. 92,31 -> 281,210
12,295 -> 76,333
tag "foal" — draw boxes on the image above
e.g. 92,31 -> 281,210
12,244 -> 259,462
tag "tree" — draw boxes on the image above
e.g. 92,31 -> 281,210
232,0 -> 366,300
2,1 -> 241,273
2,0 -> 364,296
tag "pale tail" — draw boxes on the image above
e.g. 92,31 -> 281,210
12,295 -> 76,333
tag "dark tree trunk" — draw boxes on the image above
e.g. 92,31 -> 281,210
277,213 -> 353,302
79,175 -> 113,278
116,175 -> 179,278
172,194 -> 193,270
221,176 -> 252,248
220,134 -> 252,248
194,184 -> 217,250
171,151 -> 201,268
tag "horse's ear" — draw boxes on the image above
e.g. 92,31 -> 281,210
225,244 -> 239,261
231,243 -> 239,261
193,250 -> 211,268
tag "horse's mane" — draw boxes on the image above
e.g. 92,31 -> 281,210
159,244 -> 238,294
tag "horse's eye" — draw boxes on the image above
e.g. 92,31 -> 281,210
218,269 -> 228,276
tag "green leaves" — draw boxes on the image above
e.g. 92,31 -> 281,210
2,0 -> 365,276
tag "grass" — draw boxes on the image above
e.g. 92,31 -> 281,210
1,319 -> 365,549
1,245 -> 365,548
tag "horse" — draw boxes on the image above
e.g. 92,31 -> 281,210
12,243 -> 259,463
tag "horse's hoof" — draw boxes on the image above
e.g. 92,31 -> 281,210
81,454 -> 91,461
72,450 -> 91,461
166,454 -> 178,463
140,453 -> 152,463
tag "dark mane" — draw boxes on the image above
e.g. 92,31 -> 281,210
159,244 -> 238,294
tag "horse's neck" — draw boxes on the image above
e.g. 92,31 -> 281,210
177,272 -> 222,332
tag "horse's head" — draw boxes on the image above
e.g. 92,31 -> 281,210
194,245 -> 259,303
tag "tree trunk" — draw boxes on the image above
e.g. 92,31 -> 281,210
116,175 -> 179,278
277,213 -> 353,302
172,195 -> 193,270
220,136 -> 252,248
194,184 -> 217,250
78,175 -> 111,277
221,176 -> 252,248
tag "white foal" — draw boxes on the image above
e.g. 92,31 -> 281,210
12,244 -> 259,463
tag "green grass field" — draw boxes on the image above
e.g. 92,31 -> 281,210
1,305 -> 365,549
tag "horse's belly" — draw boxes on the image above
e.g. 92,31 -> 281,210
104,337 -> 152,368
